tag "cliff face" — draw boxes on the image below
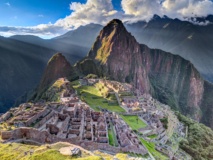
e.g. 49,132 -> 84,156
88,19 -> 151,93
39,53 -> 75,91
77,19 -> 213,128
140,45 -> 204,120
201,81 -> 213,128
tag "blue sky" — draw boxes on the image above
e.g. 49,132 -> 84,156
0,0 -> 213,38
0,0 -> 78,26
0,0 -> 121,27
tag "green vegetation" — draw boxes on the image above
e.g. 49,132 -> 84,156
140,138 -> 168,160
108,123 -> 119,147
0,142 -> 103,160
32,149 -> 73,160
47,53 -> 61,65
71,80 -> 81,88
85,74 -> 98,79
108,129 -> 115,146
40,79 -> 65,102
120,115 -> 146,130
148,134 -> 157,139
0,142 -> 136,160
160,117 -> 168,129
0,143 -> 38,160
72,81 -> 125,113
94,81 -> 109,98
0,122 -> 15,131
176,112 -> 213,160
119,92 -> 134,97
114,153 -> 129,160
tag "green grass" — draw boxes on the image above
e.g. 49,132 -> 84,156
108,129 -> 115,146
73,82 -> 125,113
148,134 -> 157,139
108,123 -> 119,147
0,142 -> 102,160
71,80 -> 81,88
120,115 -> 146,130
140,138 -> 168,160
0,143 -> 38,160
31,149 -> 72,160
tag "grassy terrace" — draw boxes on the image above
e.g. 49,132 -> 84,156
0,142 -> 104,160
147,134 -> 157,139
108,122 -> 119,147
120,115 -> 146,130
108,129 -> 118,147
140,138 -> 168,160
71,81 -> 125,113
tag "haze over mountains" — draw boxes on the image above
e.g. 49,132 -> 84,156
1,15 -> 213,116
0,24 -> 102,112
126,15 -> 213,82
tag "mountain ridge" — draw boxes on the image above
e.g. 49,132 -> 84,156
76,19 -> 213,129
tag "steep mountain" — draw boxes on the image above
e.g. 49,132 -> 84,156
0,36 -> 56,113
76,19 -> 213,129
125,15 -> 213,82
39,53 -> 75,90
87,19 -> 150,93
0,24 -> 102,112
31,53 -> 77,101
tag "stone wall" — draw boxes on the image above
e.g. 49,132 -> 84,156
0,112 -> 12,122
1,131 -> 12,140
1,127 -> 147,155
11,127 -> 52,143
34,111 -> 56,128
25,107 -> 49,126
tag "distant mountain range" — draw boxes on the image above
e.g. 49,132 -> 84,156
126,15 -> 213,82
0,24 -> 101,112
1,15 -> 213,114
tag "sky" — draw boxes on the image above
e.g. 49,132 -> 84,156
0,0 -> 213,38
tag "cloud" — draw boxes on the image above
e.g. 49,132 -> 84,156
55,0 -> 119,29
0,24 -> 66,39
1,0 -> 213,38
38,14 -> 44,18
121,0 -> 163,21
162,0 -> 213,18
5,2 -> 10,7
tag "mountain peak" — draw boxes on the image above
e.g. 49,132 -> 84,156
107,19 -> 123,25
48,52 -> 64,64
100,19 -> 126,37
39,53 -> 74,91
88,18 -> 136,60
85,19 -> 150,93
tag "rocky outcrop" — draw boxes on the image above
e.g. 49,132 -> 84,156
140,45 -> 204,120
78,19 -> 151,94
77,19 -> 213,128
31,53 -> 77,101
200,81 -> 213,128
39,53 -> 75,90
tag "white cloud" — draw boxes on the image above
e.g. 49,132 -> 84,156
0,24 -> 65,39
121,0 -> 163,21
162,0 -> 213,18
55,0 -> 119,29
5,2 -> 10,7
1,0 -> 213,38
